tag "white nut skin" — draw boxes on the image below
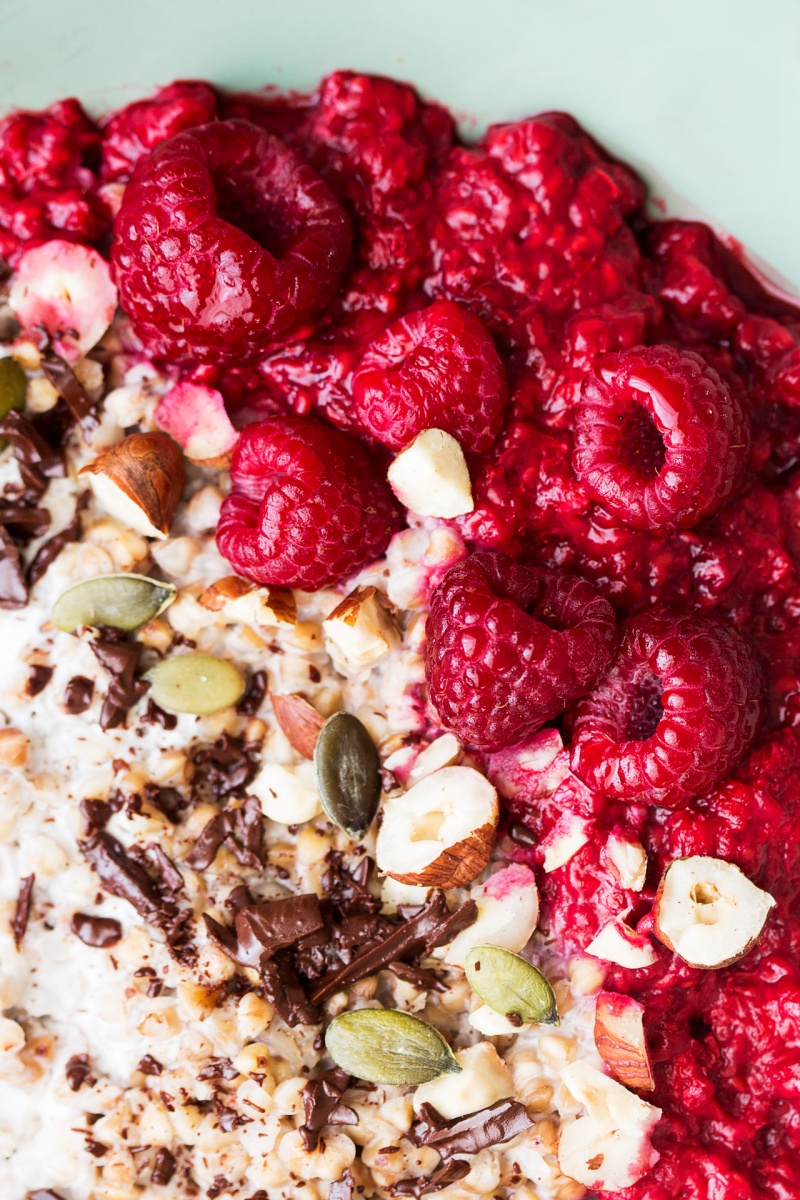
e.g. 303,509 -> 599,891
441,863 -> 540,969
413,1043 -> 514,1120
388,428 -> 474,518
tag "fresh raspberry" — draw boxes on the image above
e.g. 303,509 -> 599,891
572,344 -> 751,530
216,416 -> 403,590
111,120 -> 352,364
351,300 -> 508,453
0,98 -> 99,195
424,552 -> 618,751
100,81 -> 219,182
570,607 -> 763,808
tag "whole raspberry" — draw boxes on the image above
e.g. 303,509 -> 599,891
100,81 -> 219,182
572,344 -> 750,530
216,416 -> 403,590
425,552 -> 618,751
570,607 -> 763,808
111,120 -> 352,364
351,300 -> 507,453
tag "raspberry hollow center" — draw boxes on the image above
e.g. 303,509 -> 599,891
624,671 -> 664,741
616,402 -> 666,481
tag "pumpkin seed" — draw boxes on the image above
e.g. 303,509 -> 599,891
53,573 -> 176,633
0,357 -> 27,447
325,1008 -> 461,1085
465,945 -> 559,1026
145,654 -> 245,715
314,711 -> 381,839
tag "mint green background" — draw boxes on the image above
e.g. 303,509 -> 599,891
3,0 -> 799,287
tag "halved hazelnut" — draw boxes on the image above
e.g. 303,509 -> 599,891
323,585 -> 400,671
80,432 -> 185,539
269,691 -> 326,760
375,765 -> 498,888
653,855 -> 775,969
593,992 -> 655,1091
387,428 -> 474,518
199,576 -> 297,627
585,918 -> 659,969
154,381 -> 239,468
558,1061 -> 661,1191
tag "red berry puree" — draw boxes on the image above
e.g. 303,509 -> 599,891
5,71 -> 800,1199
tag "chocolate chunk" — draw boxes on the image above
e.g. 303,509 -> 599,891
0,526 -> 27,609
70,912 -> 123,948
42,353 -> 97,429
191,733 -> 258,800
328,1170 -> 355,1200
205,892 -> 325,971
0,505 -> 50,538
310,891 -> 477,1003
27,497 -> 87,586
26,664 -> 53,696
86,1138 -> 108,1157
79,795 -> 122,834
186,795 -> 263,871
301,1066 -> 357,1151
0,409 -> 63,498
137,1054 -> 163,1076
142,699 -> 177,730
260,952 -> 319,1026
151,1147 -> 176,1186
134,966 -> 163,998
142,783 -> 185,823
64,675 -> 94,713
196,1057 -> 239,1081
65,1053 -> 96,1091
237,669 -> 267,716
147,845 -> 184,896
12,873 -> 34,947
80,831 -> 163,920
409,1098 -> 533,1158
91,633 -> 148,729
213,1096 -> 240,1132
390,1159 -> 471,1197
389,961 -> 446,992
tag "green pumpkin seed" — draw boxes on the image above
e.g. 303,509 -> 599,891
466,945 -> 559,1026
145,654 -> 245,715
0,357 -> 27,448
53,573 -> 176,633
325,1008 -> 461,1085
314,711 -> 381,839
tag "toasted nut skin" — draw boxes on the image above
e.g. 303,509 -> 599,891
593,991 -> 655,1091
80,432 -> 185,537
270,692 -> 326,760
0,727 -> 29,768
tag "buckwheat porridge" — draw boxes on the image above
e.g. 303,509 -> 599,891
0,74 -> 798,1200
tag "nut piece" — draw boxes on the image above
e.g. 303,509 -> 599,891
558,1061 -> 661,1192
80,432 -> 185,539
0,727 -> 29,769
154,381 -> 239,467
250,760 -> 322,825
413,1042 -> 514,1120
585,918 -> 659,969
593,992 -> 655,1091
199,576 -> 296,626
387,428 -> 474,518
269,692 -> 326,760
376,765 -> 498,888
9,240 -> 118,362
541,812 -> 593,873
441,864 -> 539,969
322,586 -> 400,671
653,855 -> 775,969
602,827 -> 647,892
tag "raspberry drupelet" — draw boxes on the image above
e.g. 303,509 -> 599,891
424,551 -> 619,751
352,299 -> 508,454
216,415 -> 404,590
112,119 -> 352,364
572,344 -> 751,531
570,607 -> 764,809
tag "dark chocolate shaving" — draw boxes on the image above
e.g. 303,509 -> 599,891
141,783 -> 185,823
28,1191 -> 68,1200
191,733 -> 258,800
409,1098 -> 533,1159
79,795 -> 122,835
0,526 -> 27,608
0,409 -> 63,498
42,353 -> 97,429
186,795 -> 263,871
205,893 -> 325,970
147,845 -> 184,896
260,952 -> 319,1026
328,1170 -> 355,1200
151,1147 -> 176,1186
196,1057 -> 239,1082
390,1159 -> 471,1196
80,832 -> 163,920
301,1066 -> 357,1150
0,505 -> 50,538
237,669 -> 267,716
142,699 -> 177,730
27,497 -> 87,586
64,675 -> 94,713
12,874 -> 34,947
389,961 -> 446,992
65,1053 -> 96,1091
137,1054 -> 163,1076
70,912 -> 123,948
91,632 -> 148,729
310,891 -> 477,1003
26,664 -> 53,696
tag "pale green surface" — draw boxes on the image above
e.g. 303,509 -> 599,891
2,0 -> 799,286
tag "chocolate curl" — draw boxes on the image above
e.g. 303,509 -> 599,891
12,874 -> 34,947
186,795 -> 264,871
300,1066 -> 357,1150
91,633 -> 149,729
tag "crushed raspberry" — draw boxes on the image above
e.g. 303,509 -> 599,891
425,551 -> 618,750
216,415 -> 403,589
570,607 -> 763,808
351,299 -> 508,453
111,119 -> 352,364
100,80 -> 219,182
573,345 -> 751,530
